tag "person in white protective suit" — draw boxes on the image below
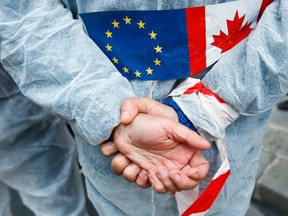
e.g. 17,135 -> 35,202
1,0 -> 287,216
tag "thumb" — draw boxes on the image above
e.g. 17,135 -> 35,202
121,97 -> 178,124
120,97 -> 152,124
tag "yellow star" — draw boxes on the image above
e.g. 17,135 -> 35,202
123,66 -> 129,73
112,57 -> 119,64
111,20 -> 120,28
153,58 -> 161,66
134,70 -> 141,77
123,16 -> 131,24
105,30 -> 113,38
137,20 -> 145,29
154,45 -> 163,53
146,67 -> 153,75
149,31 -> 157,39
105,44 -> 112,51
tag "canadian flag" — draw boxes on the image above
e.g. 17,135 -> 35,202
172,0 -> 273,212
188,0 -> 273,76
171,0 -> 273,209
173,0 -> 273,213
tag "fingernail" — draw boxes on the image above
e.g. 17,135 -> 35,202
121,111 -> 130,121
170,174 -> 180,182
157,168 -> 167,178
139,171 -> 148,178
191,172 -> 199,179
132,163 -> 140,170
108,142 -> 117,151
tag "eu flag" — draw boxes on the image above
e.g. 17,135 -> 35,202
80,9 -> 192,80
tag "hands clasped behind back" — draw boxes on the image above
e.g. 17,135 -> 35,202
101,98 -> 210,193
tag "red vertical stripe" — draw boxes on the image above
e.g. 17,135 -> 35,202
257,0 -> 273,22
182,170 -> 230,216
186,7 -> 206,76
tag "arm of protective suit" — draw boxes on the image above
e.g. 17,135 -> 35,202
0,1 -> 136,145
169,0 -> 288,140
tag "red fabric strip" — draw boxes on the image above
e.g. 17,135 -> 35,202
257,0 -> 274,23
182,170 -> 230,216
186,7 -> 206,76
183,82 -> 225,103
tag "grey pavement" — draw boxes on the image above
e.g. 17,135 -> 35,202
247,97 -> 288,216
10,97 -> 288,216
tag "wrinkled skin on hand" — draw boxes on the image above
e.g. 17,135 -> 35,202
101,98 -> 210,193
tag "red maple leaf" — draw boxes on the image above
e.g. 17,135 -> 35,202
211,11 -> 253,53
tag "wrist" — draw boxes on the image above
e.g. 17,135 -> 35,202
164,99 -> 197,133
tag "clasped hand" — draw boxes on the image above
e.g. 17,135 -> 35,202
101,98 -> 210,193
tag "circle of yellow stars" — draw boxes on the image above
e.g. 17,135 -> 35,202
103,15 -> 164,78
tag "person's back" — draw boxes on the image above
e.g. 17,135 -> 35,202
1,0 -> 287,215
75,0 -> 279,215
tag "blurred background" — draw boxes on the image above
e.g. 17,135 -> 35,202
9,95 -> 288,216
246,95 -> 288,216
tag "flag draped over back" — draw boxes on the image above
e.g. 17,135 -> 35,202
80,0 -> 272,80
